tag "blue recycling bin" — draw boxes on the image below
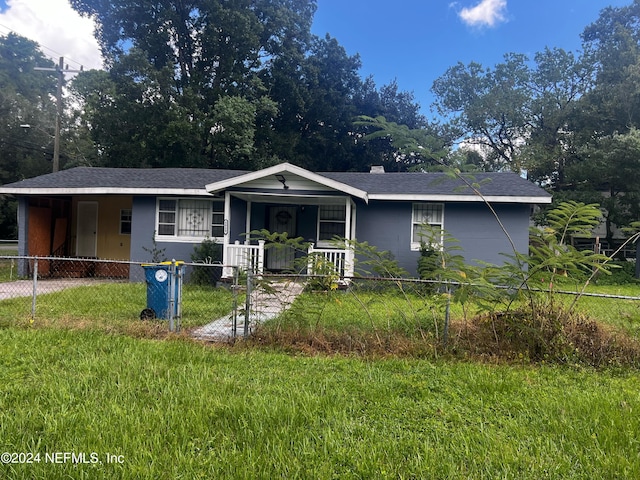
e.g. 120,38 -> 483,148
141,261 -> 184,321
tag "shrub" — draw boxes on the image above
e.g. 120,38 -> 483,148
594,260 -> 638,285
190,237 -> 222,285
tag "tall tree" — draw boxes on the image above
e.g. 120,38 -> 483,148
275,34 -> 364,171
559,0 -> 640,247
0,33 -> 58,237
520,47 -> 596,188
70,0 -> 317,169
579,0 -> 640,134
568,128 -> 640,248
431,53 -> 531,172
70,0 -> 427,172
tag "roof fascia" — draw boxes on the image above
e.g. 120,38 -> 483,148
0,188 -> 213,196
367,193 -> 553,204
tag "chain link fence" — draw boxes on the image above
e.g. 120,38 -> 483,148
1,254 -> 640,359
0,255 -> 313,342
0,256 -> 237,337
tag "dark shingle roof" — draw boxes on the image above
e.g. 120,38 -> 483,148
0,166 -> 550,201
321,171 -> 550,198
1,167 -> 249,190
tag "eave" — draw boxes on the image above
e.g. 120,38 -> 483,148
367,193 -> 553,204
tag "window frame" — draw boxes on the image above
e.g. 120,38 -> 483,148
411,203 -> 444,251
119,209 -> 132,235
155,197 -> 225,242
317,204 -> 347,247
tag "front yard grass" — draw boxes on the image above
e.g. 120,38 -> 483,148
0,277 -> 639,477
0,327 -> 639,479
0,282 -> 234,333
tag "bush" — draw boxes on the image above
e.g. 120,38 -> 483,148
594,260 -> 638,285
190,238 -> 222,285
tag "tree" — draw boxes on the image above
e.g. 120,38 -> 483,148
0,33 -> 58,237
431,53 -> 531,172
69,0 -> 427,173
353,115 -> 448,171
556,1 -> 640,246
578,1 -> 640,135
566,129 -> 640,250
275,34 -> 365,171
69,0 -> 318,169
520,47 -> 596,188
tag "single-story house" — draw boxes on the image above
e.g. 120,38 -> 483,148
0,162 -> 551,279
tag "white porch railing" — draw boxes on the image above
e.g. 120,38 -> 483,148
223,240 -> 354,281
223,240 -> 265,278
307,243 -> 354,281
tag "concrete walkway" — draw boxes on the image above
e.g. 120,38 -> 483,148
191,279 -> 304,342
0,278 -> 114,300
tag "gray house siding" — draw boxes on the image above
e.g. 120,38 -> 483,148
445,203 -> 530,267
130,196 -> 207,281
354,200 -> 530,277
0,165 -> 550,283
17,197 -> 29,276
354,200 -> 417,275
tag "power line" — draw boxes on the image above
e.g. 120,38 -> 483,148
34,57 -> 83,173
0,23 -> 86,69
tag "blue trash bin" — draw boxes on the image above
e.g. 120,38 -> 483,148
141,262 -> 184,320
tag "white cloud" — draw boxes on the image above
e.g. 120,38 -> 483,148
459,0 -> 508,28
0,0 -> 103,70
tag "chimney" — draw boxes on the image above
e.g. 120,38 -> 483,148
369,165 -> 385,174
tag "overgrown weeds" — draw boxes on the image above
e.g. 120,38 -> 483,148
249,201 -> 640,368
251,291 -> 640,367
454,303 -> 640,367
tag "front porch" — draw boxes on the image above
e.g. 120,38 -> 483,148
203,162 -> 366,283
222,240 -> 355,281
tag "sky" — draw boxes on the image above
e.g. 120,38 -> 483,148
0,0 -> 633,118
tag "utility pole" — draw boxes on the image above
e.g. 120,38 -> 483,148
34,57 -> 83,172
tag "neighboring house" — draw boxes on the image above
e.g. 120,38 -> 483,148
0,162 -> 551,279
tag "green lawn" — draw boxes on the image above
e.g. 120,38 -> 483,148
0,253 -> 18,282
0,279 -> 639,477
0,282 -> 234,330
0,328 -> 639,479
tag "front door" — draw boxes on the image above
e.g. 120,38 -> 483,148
266,206 -> 297,271
76,201 -> 98,257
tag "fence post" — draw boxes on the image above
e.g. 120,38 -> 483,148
443,285 -> 451,347
232,266 -> 239,339
175,260 -> 183,333
244,269 -> 252,338
31,257 -> 38,320
168,260 -> 175,332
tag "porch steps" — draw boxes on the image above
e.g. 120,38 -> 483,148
191,280 -> 304,342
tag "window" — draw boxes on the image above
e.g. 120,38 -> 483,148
318,205 -> 346,246
157,199 -> 225,240
411,203 -> 443,250
120,209 -> 132,235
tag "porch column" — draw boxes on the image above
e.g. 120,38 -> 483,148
222,191 -> 231,274
344,197 -> 352,241
344,198 -> 355,278
245,200 -> 252,245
